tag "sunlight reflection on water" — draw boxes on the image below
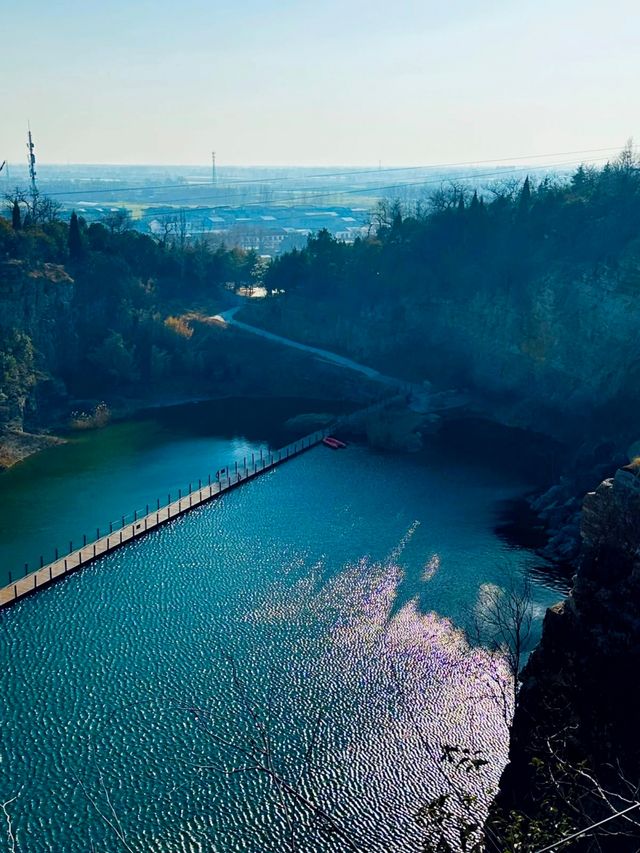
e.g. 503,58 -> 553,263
0,445 -> 559,852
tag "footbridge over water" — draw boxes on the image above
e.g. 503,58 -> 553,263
0,394 -> 406,609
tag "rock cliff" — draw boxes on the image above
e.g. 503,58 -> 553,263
487,464 -> 640,849
0,260 -> 74,463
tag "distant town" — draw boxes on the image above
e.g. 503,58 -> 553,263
2,155 -> 574,257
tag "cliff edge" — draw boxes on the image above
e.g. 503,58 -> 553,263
486,465 -> 640,850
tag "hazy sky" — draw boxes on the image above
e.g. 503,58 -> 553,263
2,0 -> 638,166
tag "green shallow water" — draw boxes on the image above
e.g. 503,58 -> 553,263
0,405 -> 562,851
0,397 -> 350,583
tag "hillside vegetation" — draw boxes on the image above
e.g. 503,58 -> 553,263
246,146 -> 640,440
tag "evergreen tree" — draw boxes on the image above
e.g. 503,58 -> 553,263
68,211 -> 83,259
11,199 -> 21,230
470,190 -> 480,212
519,176 -> 532,212
457,193 -> 465,212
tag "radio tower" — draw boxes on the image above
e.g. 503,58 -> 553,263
26,125 -> 38,203
27,127 -> 37,190
211,150 -> 217,185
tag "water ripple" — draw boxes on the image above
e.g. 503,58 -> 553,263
0,446 -> 559,851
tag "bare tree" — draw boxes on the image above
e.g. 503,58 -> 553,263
33,194 -> 62,225
102,209 -> 132,234
486,176 -> 523,204
472,575 -> 533,707
155,214 -> 179,249
4,188 -> 27,219
428,182 -> 463,213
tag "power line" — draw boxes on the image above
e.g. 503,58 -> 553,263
533,802 -> 640,853
41,144 -> 629,199
129,153 -> 615,227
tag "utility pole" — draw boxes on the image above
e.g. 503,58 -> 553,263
211,150 -> 217,185
0,161 -> 5,175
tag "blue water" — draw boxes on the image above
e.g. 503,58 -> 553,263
0,434 -> 561,851
0,397 -> 350,583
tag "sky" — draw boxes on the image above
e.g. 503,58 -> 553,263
1,0 -> 638,167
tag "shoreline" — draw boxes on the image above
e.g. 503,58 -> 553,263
0,388 -> 362,474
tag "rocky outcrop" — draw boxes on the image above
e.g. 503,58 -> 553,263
0,260 -> 74,370
487,465 -> 640,850
0,260 -> 75,458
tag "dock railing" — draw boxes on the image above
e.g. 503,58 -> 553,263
0,390 -> 408,608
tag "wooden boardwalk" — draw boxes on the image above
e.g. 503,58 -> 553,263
0,392 -> 408,611
0,433 -> 324,609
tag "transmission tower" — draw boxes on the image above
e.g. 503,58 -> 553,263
27,125 -> 38,217
211,150 -> 217,184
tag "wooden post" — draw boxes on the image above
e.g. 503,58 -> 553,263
64,559 -> 67,571
119,531 -> 122,544
83,534 -> 87,546
121,516 -> 125,528
69,541 -> 73,554
235,460 -> 238,474
79,551 -> 82,563
93,543 -> 96,557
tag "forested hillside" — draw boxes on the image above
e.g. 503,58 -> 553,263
248,146 -> 640,440
0,203 -> 263,459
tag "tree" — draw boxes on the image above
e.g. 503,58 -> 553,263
472,575 -> 533,708
518,175 -> 532,213
614,137 -> 638,174
34,195 -> 62,225
5,189 -> 26,230
12,199 -> 21,231
68,211 -> 83,259
102,209 -> 132,234
88,331 -> 138,386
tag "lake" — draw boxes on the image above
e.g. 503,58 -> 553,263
0,399 -> 562,851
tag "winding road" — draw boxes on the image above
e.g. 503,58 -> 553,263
213,306 -> 414,390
